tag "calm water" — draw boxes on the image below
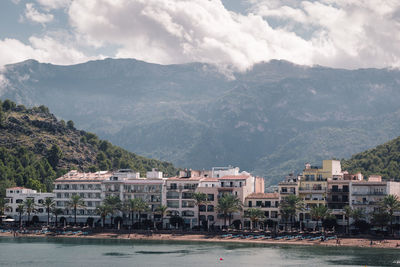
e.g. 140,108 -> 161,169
0,237 -> 399,267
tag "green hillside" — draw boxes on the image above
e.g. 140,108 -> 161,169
342,136 -> 400,181
0,99 -> 178,197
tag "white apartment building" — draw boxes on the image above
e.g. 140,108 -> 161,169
53,170 -> 111,224
4,187 -> 54,222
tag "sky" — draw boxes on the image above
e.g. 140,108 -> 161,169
0,0 -> 400,71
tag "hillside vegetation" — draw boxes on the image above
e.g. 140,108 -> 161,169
0,99 -> 177,197
342,136 -> 400,181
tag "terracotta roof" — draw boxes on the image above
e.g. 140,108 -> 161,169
218,175 -> 251,180
246,193 -> 279,199
55,171 -> 112,181
201,178 -> 219,182
166,176 -> 203,181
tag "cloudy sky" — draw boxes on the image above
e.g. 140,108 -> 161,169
1,0 -> 400,71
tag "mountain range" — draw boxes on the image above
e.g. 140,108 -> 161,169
1,58 -> 400,185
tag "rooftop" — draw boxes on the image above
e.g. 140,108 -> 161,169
246,193 -> 279,199
55,170 -> 112,182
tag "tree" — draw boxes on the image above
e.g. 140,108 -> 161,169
17,203 -> 24,227
42,197 -> 55,226
96,205 -> 110,228
0,198 -> 8,216
124,198 -> 146,227
280,195 -> 304,231
245,208 -> 265,230
52,208 -> 64,227
192,192 -> 208,229
67,195 -> 86,226
217,194 -> 242,228
310,205 -> 330,231
24,198 -> 36,225
381,194 -> 400,236
2,99 -> 16,112
371,209 -> 390,231
67,120 -> 75,130
343,205 -> 353,235
104,196 -> 122,227
47,144 -> 63,170
155,205 -> 168,229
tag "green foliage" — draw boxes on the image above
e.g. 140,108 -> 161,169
342,136 -> 400,181
0,101 -> 178,195
47,144 -> 63,170
2,99 -> 16,112
66,120 -> 74,130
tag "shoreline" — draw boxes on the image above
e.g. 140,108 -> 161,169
1,232 -> 400,249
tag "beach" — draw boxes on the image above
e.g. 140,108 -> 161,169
1,231 -> 399,249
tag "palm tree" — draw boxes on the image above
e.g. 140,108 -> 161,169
17,203 -> 24,227
124,198 -> 146,227
42,197 -> 55,226
192,192 -> 208,229
310,205 -> 330,231
280,195 -> 304,231
245,208 -> 265,230
67,195 -> 86,226
343,205 -> 353,235
95,205 -> 110,228
104,196 -> 122,227
381,194 -> 400,236
52,208 -> 64,227
217,194 -> 242,228
24,198 -> 36,225
155,205 -> 168,229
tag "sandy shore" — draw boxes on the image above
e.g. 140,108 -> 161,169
1,231 -> 399,249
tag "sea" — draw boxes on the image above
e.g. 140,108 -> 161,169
0,237 -> 399,266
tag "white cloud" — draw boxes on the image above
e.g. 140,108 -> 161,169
0,36 -> 98,66
250,0 -> 400,68
24,3 -> 54,24
36,0 -> 71,10
68,0 -> 315,72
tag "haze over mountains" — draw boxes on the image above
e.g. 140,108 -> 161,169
1,58 -> 400,185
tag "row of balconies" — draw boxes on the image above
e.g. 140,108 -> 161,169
352,191 -> 386,196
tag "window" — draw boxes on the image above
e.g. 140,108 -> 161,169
248,201 -> 252,207
256,201 -> 262,207
207,215 -> 214,221
199,205 -> 206,212
182,210 -> 194,217
207,194 -> 214,201
167,200 -> 179,208
264,211 -> 269,218
38,199 -> 44,204
38,208 -> 44,213
265,201 -> 271,207
64,193 -> 69,198
207,205 -> 214,212
167,191 -> 179,199
16,199 -> 23,204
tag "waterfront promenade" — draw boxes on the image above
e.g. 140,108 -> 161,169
1,229 -> 400,249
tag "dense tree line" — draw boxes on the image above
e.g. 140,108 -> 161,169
342,136 -> 400,181
0,99 -> 178,197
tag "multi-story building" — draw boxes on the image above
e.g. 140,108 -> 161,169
164,167 -> 265,229
53,170 -> 111,224
298,160 -> 342,226
4,187 -> 54,222
350,175 -> 400,219
244,193 -> 279,229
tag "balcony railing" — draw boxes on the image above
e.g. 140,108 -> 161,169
328,189 -> 349,193
299,187 -> 326,192
352,192 -> 386,196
